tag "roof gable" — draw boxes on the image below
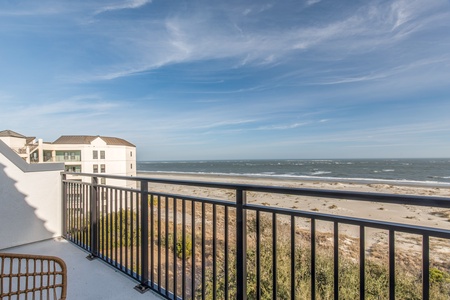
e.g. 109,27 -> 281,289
92,137 -> 107,146
0,130 -> 27,138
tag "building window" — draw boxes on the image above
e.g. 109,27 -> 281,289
93,150 -> 98,159
100,164 -> 105,173
65,165 -> 81,173
93,165 -> 98,173
130,163 -> 133,169
100,150 -> 105,159
56,151 -> 80,162
101,178 -> 106,185
130,151 -> 132,157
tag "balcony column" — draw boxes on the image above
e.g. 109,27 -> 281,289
38,138 -> 43,163
26,146 -> 30,163
62,173 -> 67,236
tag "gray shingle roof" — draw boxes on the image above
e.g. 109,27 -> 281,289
52,135 -> 135,147
0,130 -> 27,138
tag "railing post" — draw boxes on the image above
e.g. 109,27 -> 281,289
423,235 -> 430,300
87,177 -> 99,260
135,180 -> 150,293
61,173 -> 67,238
236,188 -> 247,300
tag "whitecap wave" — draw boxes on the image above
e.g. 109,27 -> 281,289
310,171 -> 332,176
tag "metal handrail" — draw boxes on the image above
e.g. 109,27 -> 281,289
62,172 -> 450,300
62,171 -> 450,208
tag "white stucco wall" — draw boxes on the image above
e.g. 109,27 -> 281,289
0,140 -> 64,250
0,136 -> 27,150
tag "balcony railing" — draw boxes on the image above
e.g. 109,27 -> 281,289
56,155 -> 81,162
62,172 -> 450,300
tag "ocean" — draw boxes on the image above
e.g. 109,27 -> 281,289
137,158 -> 450,186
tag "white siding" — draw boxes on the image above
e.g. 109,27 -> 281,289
0,136 -> 27,149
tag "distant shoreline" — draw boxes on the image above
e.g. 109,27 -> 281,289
137,171 -> 450,188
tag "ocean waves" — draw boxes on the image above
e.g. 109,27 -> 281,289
137,158 -> 450,186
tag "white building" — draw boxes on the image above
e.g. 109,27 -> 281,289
0,130 -> 38,162
0,130 -> 136,187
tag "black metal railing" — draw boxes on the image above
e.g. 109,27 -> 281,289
62,172 -> 450,300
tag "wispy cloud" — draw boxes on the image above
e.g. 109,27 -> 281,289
194,119 -> 257,130
257,122 -> 308,130
242,4 -> 273,16
265,120 -> 450,150
0,1 -> 68,16
0,1 -> 152,18
306,0 -> 321,7
78,0 -> 449,82
7,95 -> 119,117
94,0 -> 152,15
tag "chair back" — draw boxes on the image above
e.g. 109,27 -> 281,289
0,253 -> 67,300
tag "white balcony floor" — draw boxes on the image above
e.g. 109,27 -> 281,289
0,238 -> 163,300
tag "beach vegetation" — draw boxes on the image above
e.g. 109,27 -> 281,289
160,232 -> 193,259
196,214 -> 450,300
77,202 -> 449,299
98,209 -> 140,249
430,267 -> 450,283
149,194 -> 159,206
67,208 -> 140,250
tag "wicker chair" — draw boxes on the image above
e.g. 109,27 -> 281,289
0,253 -> 67,300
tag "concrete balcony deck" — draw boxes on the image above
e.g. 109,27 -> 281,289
0,238 -> 162,300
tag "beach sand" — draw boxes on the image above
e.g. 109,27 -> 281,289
138,172 -> 450,270
138,171 -> 450,228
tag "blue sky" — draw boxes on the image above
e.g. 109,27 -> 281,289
1,0 -> 450,160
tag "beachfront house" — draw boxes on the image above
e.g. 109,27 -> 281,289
0,129 -> 136,188
0,130 -> 38,163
